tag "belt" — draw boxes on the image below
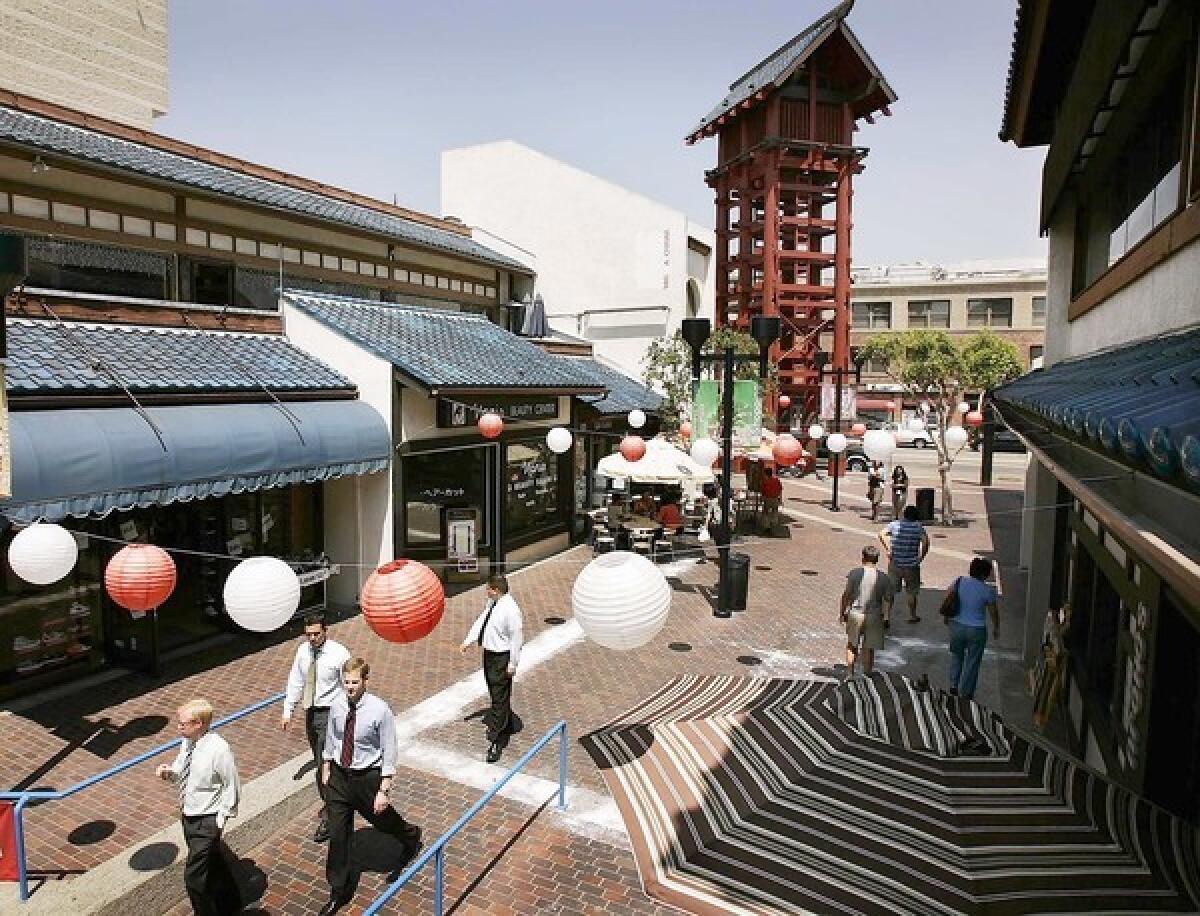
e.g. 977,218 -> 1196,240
332,762 -> 382,775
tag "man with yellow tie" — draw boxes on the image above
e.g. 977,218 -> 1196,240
281,612 -> 350,843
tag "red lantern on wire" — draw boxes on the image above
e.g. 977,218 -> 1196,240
105,544 -> 177,612
965,410 -> 984,428
851,422 -> 867,437
679,421 -> 692,439
478,412 -> 504,439
772,433 -> 804,467
360,559 -> 445,644
620,435 -> 646,462
778,394 -> 792,410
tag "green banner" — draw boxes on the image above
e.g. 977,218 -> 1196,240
733,380 -> 761,448
693,379 -> 719,441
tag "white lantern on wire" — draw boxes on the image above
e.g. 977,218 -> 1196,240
627,409 -> 647,430
223,557 -> 301,632
826,432 -> 848,454
571,551 -> 671,650
7,523 -> 79,585
545,426 -> 573,454
690,437 -> 720,468
943,425 -> 969,451
807,423 -> 825,440
957,401 -> 971,415
862,429 -> 896,463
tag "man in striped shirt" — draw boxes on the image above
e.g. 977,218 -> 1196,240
879,505 -> 930,623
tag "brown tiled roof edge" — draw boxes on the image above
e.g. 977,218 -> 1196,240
0,87 -> 471,237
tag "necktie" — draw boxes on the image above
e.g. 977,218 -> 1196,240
178,741 -> 193,812
339,703 -> 356,768
477,600 -> 497,647
302,646 -> 320,710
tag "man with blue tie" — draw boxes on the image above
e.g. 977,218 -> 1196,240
460,574 -> 524,763
319,657 -> 420,916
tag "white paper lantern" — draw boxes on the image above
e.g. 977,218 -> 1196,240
862,429 -> 896,462
7,523 -> 79,585
943,425 -> 969,450
628,409 -> 647,429
690,437 -> 720,468
807,424 -> 825,440
571,551 -> 671,650
545,426 -> 573,454
223,556 -> 301,633
957,401 -> 971,415
826,432 -> 848,454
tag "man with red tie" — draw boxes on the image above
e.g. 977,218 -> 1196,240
319,657 -> 421,915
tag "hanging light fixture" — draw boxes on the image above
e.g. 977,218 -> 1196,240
965,410 -> 985,428
851,422 -> 868,437
619,435 -> 646,462
571,551 -> 671,650
690,437 -> 719,467
778,394 -> 791,410
943,425 -> 969,451
545,426 -> 573,454
807,423 -> 825,440
7,523 -> 79,585
826,432 -> 849,454
627,409 -> 647,430
223,557 -> 301,633
360,559 -> 445,644
105,544 -> 177,612
478,412 -> 504,439
862,429 -> 897,463
772,433 -> 803,467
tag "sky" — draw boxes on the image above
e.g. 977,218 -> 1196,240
159,0 -> 1046,267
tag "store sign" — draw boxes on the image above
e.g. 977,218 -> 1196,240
297,566 -> 334,588
437,396 -> 559,429
819,382 -> 857,421
0,365 -> 9,501
1120,601 -> 1150,771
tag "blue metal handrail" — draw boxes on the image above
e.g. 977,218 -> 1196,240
365,721 -> 569,916
0,691 -> 285,903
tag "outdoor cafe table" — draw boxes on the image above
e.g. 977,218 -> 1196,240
621,516 -> 661,537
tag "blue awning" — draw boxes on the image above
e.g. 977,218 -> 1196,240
1,400 -> 391,523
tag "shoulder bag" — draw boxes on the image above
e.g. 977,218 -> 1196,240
940,577 -> 962,620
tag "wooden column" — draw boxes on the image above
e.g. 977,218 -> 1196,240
832,160 -> 853,372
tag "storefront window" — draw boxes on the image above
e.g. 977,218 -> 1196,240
23,234 -> 173,300
404,447 -> 489,546
505,440 -> 560,543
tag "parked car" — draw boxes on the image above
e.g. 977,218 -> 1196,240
970,427 -> 1027,453
814,440 -> 870,472
881,421 -> 933,449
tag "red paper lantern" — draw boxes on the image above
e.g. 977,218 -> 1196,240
772,433 -> 804,467
478,412 -> 504,439
620,435 -> 647,462
965,410 -> 984,428
679,421 -> 692,438
361,559 -> 445,644
105,544 -> 177,612
850,422 -> 867,437
778,394 -> 792,410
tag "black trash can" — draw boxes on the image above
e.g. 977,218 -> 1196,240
915,487 -> 936,522
723,551 -> 751,611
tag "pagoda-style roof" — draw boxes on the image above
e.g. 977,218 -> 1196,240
685,0 -> 896,145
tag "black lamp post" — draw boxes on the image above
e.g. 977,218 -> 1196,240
814,347 -> 865,512
681,315 -> 780,618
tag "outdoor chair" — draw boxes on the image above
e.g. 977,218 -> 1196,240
594,534 -> 616,555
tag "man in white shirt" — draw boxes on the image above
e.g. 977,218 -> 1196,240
155,698 -> 242,916
281,612 -> 350,843
459,573 -> 524,763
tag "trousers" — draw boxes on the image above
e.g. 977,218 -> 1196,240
482,649 -> 514,744
948,621 -> 988,699
182,814 -> 241,916
305,706 -> 331,820
325,764 -> 419,899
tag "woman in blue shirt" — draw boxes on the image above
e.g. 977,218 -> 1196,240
946,557 -> 1000,699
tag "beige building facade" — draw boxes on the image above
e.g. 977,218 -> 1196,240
0,0 -> 168,129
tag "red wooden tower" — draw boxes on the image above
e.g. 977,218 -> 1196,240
686,0 -> 895,423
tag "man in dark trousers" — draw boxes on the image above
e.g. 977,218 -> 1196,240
460,573 -> 524,763
319,657 -> 421,916
155,698 -> 242,916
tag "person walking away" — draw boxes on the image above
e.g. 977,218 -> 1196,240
760,467 -> 784,534
880,505 -> 931,623
280,612 -> 350,843
839,546 -> 895,677
460,573 -> 524,763
156,699 -> 242,916
890,465 -> 909,520
320,657 -> 421,915
945,557 -> 1000,699
866,462 -> 885,521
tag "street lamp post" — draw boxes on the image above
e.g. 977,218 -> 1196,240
814,348 -> 864,512
681,316 -> 780,618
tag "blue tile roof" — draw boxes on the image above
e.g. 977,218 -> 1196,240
0,105 -> 529,274
282,290 -> 604,392
3,319 -> 354,395
993,326 -> 1200,491
573,359 -> 664,416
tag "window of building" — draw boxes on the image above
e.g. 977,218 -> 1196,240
851,301 -> 891,329
1032,296 -> 1046,326
23,234 -> 172,300
183,257 -> 234,306
863,356 -> 890,375
404,447 -> 489,547
907,299 -> 950,328
1030,345 -> 1044,364
505,440 -> 560,543
966,298 -> 1012,328
234,267 -> 281,312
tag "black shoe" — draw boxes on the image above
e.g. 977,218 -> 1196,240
486,741 -> 503,763
313,820 -> 330,843
318,893 -> 349,916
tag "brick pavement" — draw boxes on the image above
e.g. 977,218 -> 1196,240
3,466 -> 1032,913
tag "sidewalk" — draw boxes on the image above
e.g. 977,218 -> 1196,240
2,468 -> 1035,913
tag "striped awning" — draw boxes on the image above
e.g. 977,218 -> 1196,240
581,673 -> 1200,915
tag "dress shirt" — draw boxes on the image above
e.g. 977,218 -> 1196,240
169,731 -> 240,827
461,594 -> 524,669
323,692 -> 398,776
283,637 -> 350,716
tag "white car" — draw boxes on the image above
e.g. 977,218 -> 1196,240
881,421 -> 933,448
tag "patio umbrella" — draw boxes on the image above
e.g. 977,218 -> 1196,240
596,437 -> 715,486
521,292 -> 549,337
581,672 -> 1200,915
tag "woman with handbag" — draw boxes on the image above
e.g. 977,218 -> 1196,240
941,557 -> 1000,699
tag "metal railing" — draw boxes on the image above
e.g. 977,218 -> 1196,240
364,721 -> 569,916
0,691 -> 284,902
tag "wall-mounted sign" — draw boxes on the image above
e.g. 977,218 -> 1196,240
437,395 -> 559,429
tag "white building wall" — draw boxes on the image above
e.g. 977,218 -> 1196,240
0,0 -> 168,129
282,303 -> 395,606
441,141 -> 715,380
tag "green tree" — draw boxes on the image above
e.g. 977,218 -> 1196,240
856,330 -> 1022,523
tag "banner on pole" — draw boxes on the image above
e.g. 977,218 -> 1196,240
732,380 -> 761,448
692,379 -> 719,441
819,382 -> 857,422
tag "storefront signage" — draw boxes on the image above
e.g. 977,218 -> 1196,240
0,366 -> 9,501
297,565 -> 334,587
1120,601 -> 1149,771
437,396 -> 559,429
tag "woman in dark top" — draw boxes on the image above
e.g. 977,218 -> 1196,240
866,463 -> 885,521
891,465 -> 909,520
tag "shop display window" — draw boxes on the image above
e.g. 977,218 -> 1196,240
404,448 -> 489,547
505,440 -> 560,543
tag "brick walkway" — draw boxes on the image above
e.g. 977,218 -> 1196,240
3,465 -> 1032,913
